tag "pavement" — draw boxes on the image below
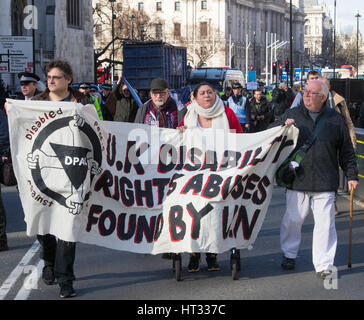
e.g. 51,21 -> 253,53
1,185 -> 364,302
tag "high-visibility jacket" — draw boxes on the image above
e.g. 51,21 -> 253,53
91,95 -> 103,120
264,89 -> 272,102
227,95 -> 248,124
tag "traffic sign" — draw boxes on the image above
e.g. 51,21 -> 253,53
0,36 -> 33,73
248,70 -> 256,82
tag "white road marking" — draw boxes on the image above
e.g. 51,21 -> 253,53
14,259 -> 44,300
0,240 -> 40,300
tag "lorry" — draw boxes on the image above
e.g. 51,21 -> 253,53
186,67 -> 245,93
122,41 -> 187,90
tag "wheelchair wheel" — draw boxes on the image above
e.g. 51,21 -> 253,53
231,258 -> 238,280
173,254 -> 182,281
230,248 -> 240,280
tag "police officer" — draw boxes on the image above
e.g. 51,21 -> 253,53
258,81 -> 272,103
16,72 -> 41,100
79,83 -> 103,120
227,82 -> 251,132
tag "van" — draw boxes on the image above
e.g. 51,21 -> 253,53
187,68 -> 245,93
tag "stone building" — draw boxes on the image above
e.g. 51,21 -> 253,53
0,0 -> 94,90
303,0 -> 333,67
93,0 -> 305,79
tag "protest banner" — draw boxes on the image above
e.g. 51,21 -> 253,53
7,99 -> 298,254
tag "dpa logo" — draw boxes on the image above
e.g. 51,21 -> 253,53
27,115 -> 102,215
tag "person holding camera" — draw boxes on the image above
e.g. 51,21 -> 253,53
270,79 -> 358,279
271,83 -> 294,120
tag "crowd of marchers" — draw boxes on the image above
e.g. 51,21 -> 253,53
0,59 -> 359,299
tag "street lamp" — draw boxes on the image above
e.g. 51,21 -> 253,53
355,11 -> 361,79
253,32 -> 256,71
131,14 -> 136,40
333,0 -> 336,78
109,0 -> 116,82
289,0 -> 293,88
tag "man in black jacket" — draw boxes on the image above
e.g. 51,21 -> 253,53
270,80 -> 358,279
271,83 -> 294,120
249,89 -> 272,132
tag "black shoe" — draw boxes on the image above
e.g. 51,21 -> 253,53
188,253 -> 200,273
281,256 -> 295,270
42,265 -> 55,285
0,241 -> 8,252
59,282 -> 76,298
206,253 -> 220,271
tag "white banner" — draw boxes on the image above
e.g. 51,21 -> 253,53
7,99 -> 298,254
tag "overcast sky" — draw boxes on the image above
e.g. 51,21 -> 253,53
321,0 -> 364,35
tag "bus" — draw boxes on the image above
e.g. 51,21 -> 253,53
340,65 -> 356,78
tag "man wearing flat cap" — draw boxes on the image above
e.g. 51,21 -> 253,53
134,78 -> 186,128
16,72 -> 41,100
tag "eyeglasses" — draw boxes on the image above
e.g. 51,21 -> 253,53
47,75 -> 64,81
303,90 -> 322,97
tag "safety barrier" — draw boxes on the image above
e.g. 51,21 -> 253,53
339,128 -> 364,200
352,128 -> 364,200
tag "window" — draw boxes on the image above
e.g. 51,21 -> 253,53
201,0 -> 207,10
138,2 -> 144,11
67,0 -> 83,29
200,22 -> 207,38
174,23 -> 181,38
305,25 -> 311,35
175,1 -> 181,11
156,2 -> 162,11
155,23 -> 163,39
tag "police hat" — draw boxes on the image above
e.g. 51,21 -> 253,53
18,72 -> 40,84
101,84 -> 112,90
79,83 -> 90,89
232,82 -> 242,89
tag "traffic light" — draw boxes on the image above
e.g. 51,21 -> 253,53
273,62 -> 277,75
279,65 -> 283,76
285,60 -> 289,73
250,65 -> 254,71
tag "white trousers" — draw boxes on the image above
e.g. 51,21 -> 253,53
280,190 -> 337,272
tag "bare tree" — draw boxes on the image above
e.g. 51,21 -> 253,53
177,24 -> 225,68
93,0 -> 152,81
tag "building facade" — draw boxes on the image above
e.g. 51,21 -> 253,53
303,0 -> 333,67
93,0 -> 305,80
0,0 -> 94,90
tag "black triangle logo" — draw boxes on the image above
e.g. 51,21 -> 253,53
50,143 -> 91,190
